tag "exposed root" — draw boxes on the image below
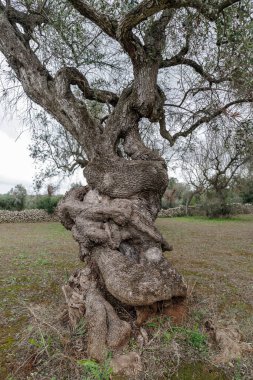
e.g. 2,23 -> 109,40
86,288 -> 131,361
94,247 -> 187,305
205,320 -> 253,364
62,267 -> 131,362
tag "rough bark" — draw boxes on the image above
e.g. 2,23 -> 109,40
58,155 -> 187,361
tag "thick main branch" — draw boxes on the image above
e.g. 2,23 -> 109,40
117,0 -> 240,35
0,12 -> 101,158
67,0 -> 117,39
55,67 -> 119,106
160,57 -> 230,84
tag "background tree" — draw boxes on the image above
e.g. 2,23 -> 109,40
237,176 -> 253,204
162,177 -> 191,209
0,183 -> 27,210
182,120 -> 253,216
8,183 -> 27,211
1,0 -> 253,361
231,159 -> 253,204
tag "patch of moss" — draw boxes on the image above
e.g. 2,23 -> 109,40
171,362 -> 228,380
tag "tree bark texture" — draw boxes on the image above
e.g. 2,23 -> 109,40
58,154 -> 187,361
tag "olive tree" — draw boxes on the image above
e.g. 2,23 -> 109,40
0,0 -> 252,361
182,121 -> 253,216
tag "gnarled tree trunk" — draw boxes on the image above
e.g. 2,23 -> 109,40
58,153 -> 187,361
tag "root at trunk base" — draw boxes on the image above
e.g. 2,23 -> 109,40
62,267 -> 187,363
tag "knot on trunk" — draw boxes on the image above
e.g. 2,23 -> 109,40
84,158 -> 168,198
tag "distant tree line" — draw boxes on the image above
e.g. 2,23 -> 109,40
0,184 -> 62,214
1,174 -> 252,218
162,171 -> 253,218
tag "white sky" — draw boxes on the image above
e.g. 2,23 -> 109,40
0,107 -> 84,194
0,109 -> 35,193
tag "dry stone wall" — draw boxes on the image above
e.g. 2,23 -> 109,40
0,209 -> 59,223
229,203 -> 253,215
0,203 -> 252,223
158,203 -> 253,217
159,206 -> 187,217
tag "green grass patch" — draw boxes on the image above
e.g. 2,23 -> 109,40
77,357 -> 113,380
170,215 -> 253,223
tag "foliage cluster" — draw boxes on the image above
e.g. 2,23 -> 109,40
77,358 -> 112,380
0,184 -> 62,214
0,184 -> 27,211
35,195 -> 62,214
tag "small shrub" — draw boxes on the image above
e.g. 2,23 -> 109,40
171,326 -> 207,351
0,194 -> 16,210
35,195 -> 62,214
162,331 -> 172,344
29,335 -> 52,350
77,357 -> 112,380
146,321 -> 159,329
200,192 -> 232,218
187,330 -> 207,350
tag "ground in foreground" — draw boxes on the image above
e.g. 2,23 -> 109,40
0,216 -> 252,379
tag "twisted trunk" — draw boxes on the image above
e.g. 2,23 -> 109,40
56,45 -> 187,362
58,154 -> 187,361
0,6 -> 188,363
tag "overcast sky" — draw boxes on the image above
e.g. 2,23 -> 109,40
0,107 -> 84,194
0,107 -> 35,193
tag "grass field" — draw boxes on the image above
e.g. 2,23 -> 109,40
0,216 -> 252,379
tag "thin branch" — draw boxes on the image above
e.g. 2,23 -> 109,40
160,57 -> 230,84
173,99 -> 253,140
164,103 -> 195,114
177,87 -> 213,107
160,98 -> 253,146
159,114 -> 174,146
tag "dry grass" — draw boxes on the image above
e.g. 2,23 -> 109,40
0,216 -> 252,380
0,222 -> 80,379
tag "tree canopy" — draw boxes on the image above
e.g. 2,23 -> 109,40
1,0 -> 253,165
